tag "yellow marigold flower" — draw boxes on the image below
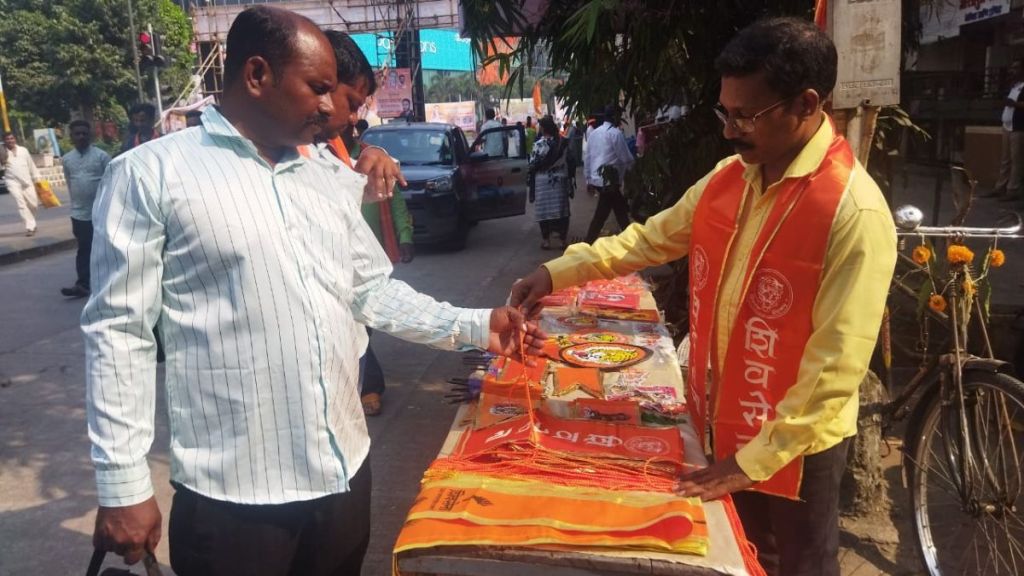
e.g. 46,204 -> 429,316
990,249 -> 1006,268
962,279 -> 977,297
947,244 -> 975,265
912,245 -> 931,265
928,294 -> 947,314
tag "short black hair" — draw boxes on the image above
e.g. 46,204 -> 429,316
715,17 -> 837,100
355,119 -> 369,133
485,108 -> 496,120
538,116 -> 558,137
224,6 -> 298,87
129,102 -> 157,120
2,131 -> 14,138
68,120 -> 90,131
323,29 -> 377,95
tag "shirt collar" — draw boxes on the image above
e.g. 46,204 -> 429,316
741,113 -> 834,185
201,106 -> 306,169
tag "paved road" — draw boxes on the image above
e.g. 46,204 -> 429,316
0,191 -> 604,575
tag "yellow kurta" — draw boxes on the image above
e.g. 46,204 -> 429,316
544,118 -> 897,481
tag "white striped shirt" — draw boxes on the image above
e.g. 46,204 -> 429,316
83,107 -> 489,507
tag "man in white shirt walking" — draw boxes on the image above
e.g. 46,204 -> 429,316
85,8 -> 544,576
989,58 -> 1024,204
583,104 -> 635,243
480,107 -> 505,157
61,120 -> 110,298
2,131 -> 42,236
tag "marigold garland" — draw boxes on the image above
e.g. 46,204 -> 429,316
990,249 -> 1006,268
912,245 -> 931,265
962,279 -> 977,297
928,294 -> 947,313
947,244 -> 975,265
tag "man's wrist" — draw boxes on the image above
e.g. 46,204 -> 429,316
95,461 -> 154,507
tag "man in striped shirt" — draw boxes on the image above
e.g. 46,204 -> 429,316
84,7 -> 544,575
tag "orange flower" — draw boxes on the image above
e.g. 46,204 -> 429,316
912,245 -> 931,265
962,279 -> 977,297
990,249 -> 1006,268
947,244 -> 975,265
928,294 -> 947,313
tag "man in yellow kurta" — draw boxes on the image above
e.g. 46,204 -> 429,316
510,17 -> 896,576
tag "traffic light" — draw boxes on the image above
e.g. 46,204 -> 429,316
138,30 -> 167,70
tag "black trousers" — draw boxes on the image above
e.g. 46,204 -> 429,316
361,327 -> 385,396
169,461 -> 372,576
539,217 -> 569,240
71,218 -> 93,289
731,438 -> 851,576
584,185 -> 630,243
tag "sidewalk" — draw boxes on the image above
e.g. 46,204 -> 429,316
0,184 -> 76,266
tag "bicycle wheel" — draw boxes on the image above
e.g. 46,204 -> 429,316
907,370 -> 1024,575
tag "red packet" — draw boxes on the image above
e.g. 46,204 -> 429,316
580,307 -> 661,323
578,290 -> 641,310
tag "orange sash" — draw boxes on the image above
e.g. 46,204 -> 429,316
686,131 -> 853,499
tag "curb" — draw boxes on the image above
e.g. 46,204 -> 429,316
0,238 -> 78,267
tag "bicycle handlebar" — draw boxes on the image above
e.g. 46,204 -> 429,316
894,205 -> 1023,239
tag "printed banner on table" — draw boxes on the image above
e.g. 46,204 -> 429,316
426,101 -> 478,134
374,68 -> 414,119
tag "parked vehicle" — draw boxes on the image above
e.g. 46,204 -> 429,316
360,121 -> 528,248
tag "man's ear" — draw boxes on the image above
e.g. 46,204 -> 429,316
243,56 -> 275,97
797,89 -> 822,119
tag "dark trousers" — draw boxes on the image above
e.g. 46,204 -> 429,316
731,438 -> 851,576
584,184 -> 630,243
539,217 -> 569,240
169,461 -> 372,576
71,218 -> 93,289
361,327 -> 385,396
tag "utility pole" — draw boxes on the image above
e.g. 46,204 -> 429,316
127,0 -> 144,101
148,23 -> 164,132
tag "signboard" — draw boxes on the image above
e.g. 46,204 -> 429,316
352,32 -> 395,68
920,0 -> 960,44
427,101 -> 478,135
958,0 -> 1009,26
32,128 -> 61,158
499,98 -> 548,124
826,0 -> 901,108
420,29 -> 474,71
374,68 -> 414,119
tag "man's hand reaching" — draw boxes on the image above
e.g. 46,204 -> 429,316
93,496 -> 162,565
509,267 -> 554,319
487,306 -> 547,360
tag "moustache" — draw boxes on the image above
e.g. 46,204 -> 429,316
305,115 -> 329,129
726,138 -> 754,151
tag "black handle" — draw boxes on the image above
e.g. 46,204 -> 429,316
87,548 -> 164,576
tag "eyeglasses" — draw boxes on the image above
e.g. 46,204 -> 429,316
714,97 -> 792,134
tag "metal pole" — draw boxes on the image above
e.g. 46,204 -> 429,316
0,69 -> 11,132
148,24 -> 164,133
127,0 -> 144,101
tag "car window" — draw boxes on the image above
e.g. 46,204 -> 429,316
361,129 -> 454,166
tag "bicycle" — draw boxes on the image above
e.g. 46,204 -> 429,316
880,200 -> 1024,575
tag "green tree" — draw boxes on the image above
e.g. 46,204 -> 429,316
0,0 -> 192,125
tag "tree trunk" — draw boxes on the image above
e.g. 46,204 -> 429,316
840,370 -> 891,518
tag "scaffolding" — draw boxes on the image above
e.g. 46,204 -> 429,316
186,0 -> 459,104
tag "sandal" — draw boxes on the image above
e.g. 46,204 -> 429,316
361,392 -> 382,416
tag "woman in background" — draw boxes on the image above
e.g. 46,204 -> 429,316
528,115 -> 572,250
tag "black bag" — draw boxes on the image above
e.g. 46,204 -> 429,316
87,549 -> 164,576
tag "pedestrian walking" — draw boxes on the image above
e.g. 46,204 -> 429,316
120,102 -> 158,154
2,131 -> 41,236
986,57 -> 1024,205
511,17 -> 896,576
529,116 -> 572,250
583,104 -> 634,243
60,120 -> 110,298
84,8 -> 544,576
